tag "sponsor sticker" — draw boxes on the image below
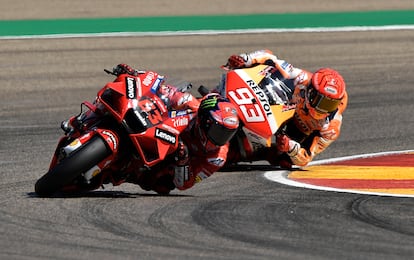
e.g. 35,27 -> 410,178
207,157 -> 226,167
126,77 -> 137,99
102,130 -> 118,150
154,128 -> 176,144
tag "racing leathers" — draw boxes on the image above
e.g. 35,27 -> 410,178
227,50 -> 348,168
171,119 -> 230,191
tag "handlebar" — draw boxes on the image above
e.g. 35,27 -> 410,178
104,69 -> 116,76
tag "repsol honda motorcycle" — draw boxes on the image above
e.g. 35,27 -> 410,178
35,69 -> 194,197
199,64 -> 296,165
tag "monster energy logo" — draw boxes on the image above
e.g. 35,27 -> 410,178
200,96 -> 218,109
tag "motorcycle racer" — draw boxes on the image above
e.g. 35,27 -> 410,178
226,49 -> 348,168
142,93 -> 240,194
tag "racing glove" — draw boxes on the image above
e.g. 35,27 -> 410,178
276,134 -> 312,167
227,50 -> 279,69
227,55 -> 246,69
113,63 -> 138,76
276,134 -> 299,153
289,148 -> 312,167
227,53 -> 255,69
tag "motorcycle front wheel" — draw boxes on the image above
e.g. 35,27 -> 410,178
34,135 -> 111,197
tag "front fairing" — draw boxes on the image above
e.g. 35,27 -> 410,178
220,65 -> 296,140
96,73 -> 195,167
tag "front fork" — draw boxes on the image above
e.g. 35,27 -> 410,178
50,128 -> 120,184
61,101 -> 103,135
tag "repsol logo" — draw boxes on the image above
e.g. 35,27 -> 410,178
249,80 -> 272,117
154,128 -> 176,144
126,77 -> 137,99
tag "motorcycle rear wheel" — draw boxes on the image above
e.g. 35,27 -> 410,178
34,135 -> 111,197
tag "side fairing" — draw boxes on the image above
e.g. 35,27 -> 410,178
225,66 -> 278,139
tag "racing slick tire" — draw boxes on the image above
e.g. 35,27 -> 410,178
34,135 -> 111,197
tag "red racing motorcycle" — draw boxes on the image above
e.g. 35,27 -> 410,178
35,68 -> 194,197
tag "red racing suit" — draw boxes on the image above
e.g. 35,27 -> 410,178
231,49 -> 348,167
172,119 -> 230,190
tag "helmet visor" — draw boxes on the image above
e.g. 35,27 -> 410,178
307,86 -> 341,113
205,122 -> 237,146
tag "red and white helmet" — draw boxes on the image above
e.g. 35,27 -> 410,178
196,93 -> 239,150
306,68 -> 346,119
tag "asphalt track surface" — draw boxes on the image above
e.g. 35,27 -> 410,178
1,2 -> 414,260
